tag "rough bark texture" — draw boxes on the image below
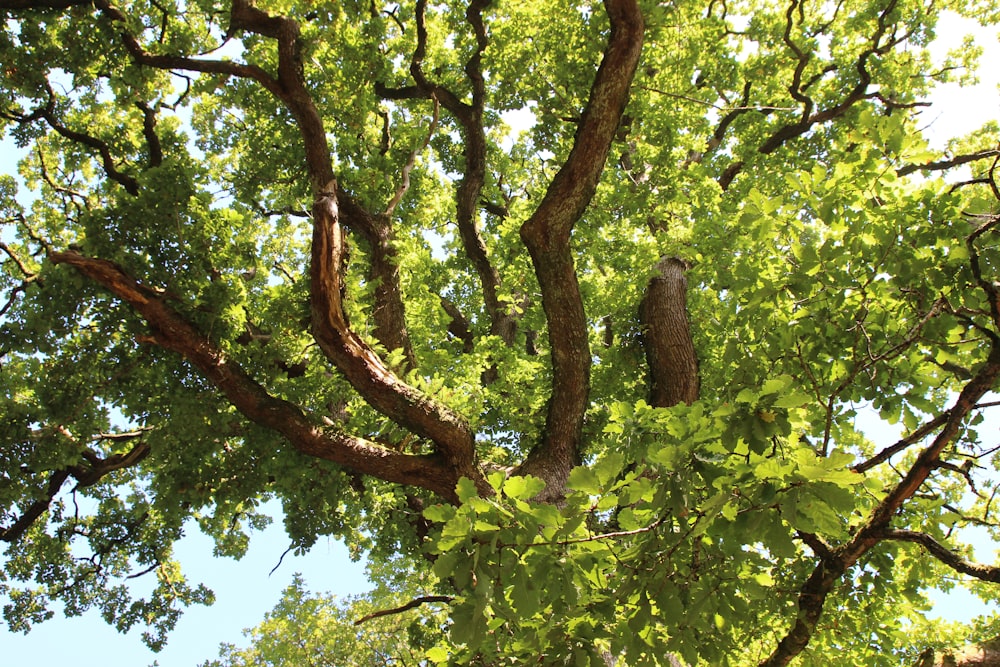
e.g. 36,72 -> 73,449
514,0 -> 645,500
640,257 -> 700,407
309,182 -> 486,497
48,249 -> 466,500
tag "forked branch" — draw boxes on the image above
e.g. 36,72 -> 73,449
49,249 -> 466,500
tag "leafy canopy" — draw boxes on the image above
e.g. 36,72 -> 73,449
2,0 -> 1000,665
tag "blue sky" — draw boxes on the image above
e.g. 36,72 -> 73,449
1,509 -> 370,666
2,8 -> 1000,667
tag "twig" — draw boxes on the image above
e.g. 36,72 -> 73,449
354,595 -> 453,625
385,94 -> 440,216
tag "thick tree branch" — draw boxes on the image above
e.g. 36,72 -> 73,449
514,0 -> 644,498
0,470 -> 71,543
763,220 -> 1000,667
135,101 -> 163,168
41,1 -> 453,491
337,189 -> 418,369
762,348 -> 1000,666
639,257 -> 700,407
70,440 -> 152,488
441,296 -> 475,353
48,249 -> 466,501
0,429 -> 151,543
309,184 -> 485,497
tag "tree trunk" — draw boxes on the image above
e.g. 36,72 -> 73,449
639,256 -> 699,407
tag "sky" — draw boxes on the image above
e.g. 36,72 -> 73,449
2,8 -> 1000,667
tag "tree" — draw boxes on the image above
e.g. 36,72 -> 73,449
1,0 -> 1000,664
201,571 -> 448,667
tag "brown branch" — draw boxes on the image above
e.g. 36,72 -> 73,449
353,595 -> 453,626
49,248 -> 466,501
135,101 -> 163,168
337,189 -> 417,370
0,238 -> 42,317
441,296 -> 475,353
763,216 -> 1000,666
376,2 -> 522,357
89,0 -> 283,104
308,184 -> 485,498
0,240 -> 36,279
514,0 -> 644,499
33,91 -> 140,196
397,0 -> 516,345
69,441 -> 152,488
1,427 -> 153,543
883,529 -> 1000,583
853,410 -> 951,473
0,470 -> 71,543
897,149 -> 1000,177
726,0 -> 900,191
385,96 -> 439,217
90,1 -> 456,484
968,215 -> 1000,333
90,0 -> 339,193
762,350 -> 1000,667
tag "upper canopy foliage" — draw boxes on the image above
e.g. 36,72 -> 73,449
2,0 -> 1000,664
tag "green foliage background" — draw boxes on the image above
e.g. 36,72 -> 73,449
2,0 -> 1000,664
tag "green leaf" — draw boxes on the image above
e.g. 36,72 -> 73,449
456,477 -> 481,503
567,466 -> 602,494
424,504 -> 456,523
773,390 -> 813,409
426,647 -> 450,664
503,475 -> 546,500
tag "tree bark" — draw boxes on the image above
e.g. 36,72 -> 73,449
640,257 -> 699,407
514,0 -> 644,500
914,640 -> 1000,667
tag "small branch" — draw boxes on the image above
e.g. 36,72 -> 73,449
269,546 -> 294,576
506,515 -> 669,551
854,411 -> 951,473
882,529 -> 1000,583
897,149 -> 1000,177
0,240 -> 37,279
354,595 -> 453,625
385,95 -> 439,217
35,86 -> 140,195
135,101 -> 163,168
